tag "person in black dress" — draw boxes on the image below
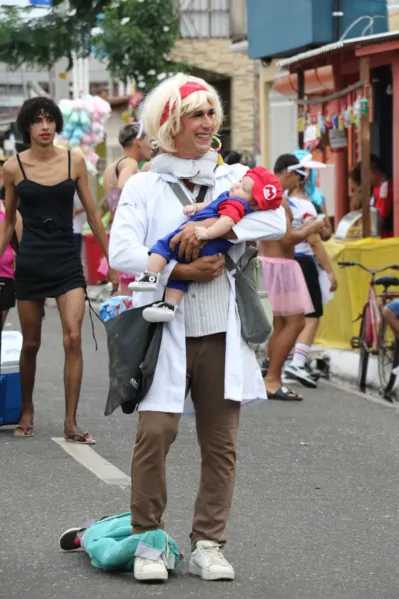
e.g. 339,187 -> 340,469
0,97 -> 119,441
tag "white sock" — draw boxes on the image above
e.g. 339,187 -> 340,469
292,344 -> 310,369
286,348 -> 294,365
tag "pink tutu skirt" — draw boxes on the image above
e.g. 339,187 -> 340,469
260,256 -> 314,316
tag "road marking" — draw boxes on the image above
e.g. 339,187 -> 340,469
52,437 -> 131,488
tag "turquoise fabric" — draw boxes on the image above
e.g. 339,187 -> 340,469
81,513 -> 180,572
293,149 -> 326,212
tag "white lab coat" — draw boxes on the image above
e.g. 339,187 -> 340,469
109,162 -> 287,413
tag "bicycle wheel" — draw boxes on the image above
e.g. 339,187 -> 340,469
357,307 -> 370,393
378,319 -> 399,400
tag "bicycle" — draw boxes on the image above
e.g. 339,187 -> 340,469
338,261 -> 399,400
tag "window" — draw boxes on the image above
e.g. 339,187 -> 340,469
0,84 -> 23,95
179,0 -> 230,38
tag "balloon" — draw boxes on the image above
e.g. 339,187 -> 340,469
70,111 -> 81,125
57,93 -> 111,176
80,112 -> 90,127
82,133 -> 92,144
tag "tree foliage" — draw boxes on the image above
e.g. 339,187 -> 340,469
92,0 -> 185,90
0,3 -> 92,71
0,0 -> 185,87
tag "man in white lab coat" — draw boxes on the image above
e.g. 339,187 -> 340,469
109,73 -> 287,583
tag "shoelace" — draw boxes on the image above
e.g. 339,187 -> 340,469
201,545 -> 226,565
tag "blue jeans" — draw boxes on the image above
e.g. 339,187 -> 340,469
386,299 -> 399,318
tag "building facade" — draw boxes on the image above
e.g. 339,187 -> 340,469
236,0 -> 397,171
171,0 -> 257,157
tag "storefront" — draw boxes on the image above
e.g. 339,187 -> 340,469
273,32 -> 399,349
276,31 -> 399,238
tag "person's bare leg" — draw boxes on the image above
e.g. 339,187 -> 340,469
164,287 -> 184,307
383,306 -> 399,338
55,288 -> 88,441
16,299 -> 45,433
295,317 -> 320,347
290,317 -> 320,369
147,254 -> 168,274
265,314 -> 305,393
264,315 -> 284,378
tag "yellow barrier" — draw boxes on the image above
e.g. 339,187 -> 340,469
315,237 -> 399,349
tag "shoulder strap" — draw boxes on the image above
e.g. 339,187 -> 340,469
225,246 -> 258,273
16,154 -> 27,179
225,253 -> 236,272
67,150 -> 71,179
115,157 -> 127,180
196,185 -> 208,203
167,181 -> 193,207
167,181 -> 208,207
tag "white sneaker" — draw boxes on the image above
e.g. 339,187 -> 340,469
134,556 -> 168,581
143,301 -> 177,323
282,373 -> 297,385
129,271 -> 160,292
284,364 -> 317,389
189,540 -> 235,581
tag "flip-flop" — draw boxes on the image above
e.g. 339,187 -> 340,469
64,432 -> 96,445
267,387 -> 303,401
14,425 -> 34,438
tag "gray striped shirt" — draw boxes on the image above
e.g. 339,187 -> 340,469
184,185 -> 229,337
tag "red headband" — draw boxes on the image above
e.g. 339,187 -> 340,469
160,81 -> 208,126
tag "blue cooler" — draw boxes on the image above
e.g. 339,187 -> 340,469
0,331 -> 23,426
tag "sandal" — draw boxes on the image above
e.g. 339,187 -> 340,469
267,386 -> 303,401
64,432 -> 96,445
14,425 -> 34,438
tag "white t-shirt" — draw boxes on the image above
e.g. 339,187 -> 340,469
287,195 -> 317,257
73,195 -> 86,234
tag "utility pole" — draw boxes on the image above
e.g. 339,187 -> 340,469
332,0 -> 344,41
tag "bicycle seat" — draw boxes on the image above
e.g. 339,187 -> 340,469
375,276 -> 399,287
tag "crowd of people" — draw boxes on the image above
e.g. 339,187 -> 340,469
1,72 -> 399,583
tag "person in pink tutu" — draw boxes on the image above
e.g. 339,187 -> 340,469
259,154 -> 327,401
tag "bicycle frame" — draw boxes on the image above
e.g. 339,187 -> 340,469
366,284 -> 381,350
339,261 -> 399,347
339,260 -> 399,393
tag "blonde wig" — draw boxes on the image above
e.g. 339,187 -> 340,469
141,73 -> 223,153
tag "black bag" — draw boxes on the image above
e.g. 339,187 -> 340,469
104,304 -> 163,416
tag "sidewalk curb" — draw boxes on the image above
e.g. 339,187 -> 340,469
311,346 -> 388,394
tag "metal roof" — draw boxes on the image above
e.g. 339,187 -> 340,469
277,30 -> 399,68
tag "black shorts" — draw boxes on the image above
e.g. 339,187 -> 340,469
295,255 -> 323,318
0,277 -> 16,311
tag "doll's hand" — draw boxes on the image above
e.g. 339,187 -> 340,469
195,226 -> 209,241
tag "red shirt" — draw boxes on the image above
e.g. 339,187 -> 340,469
218,199 -> 248,223
372,180 -> 393,238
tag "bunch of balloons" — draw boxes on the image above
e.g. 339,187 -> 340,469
58,95 -> 111,174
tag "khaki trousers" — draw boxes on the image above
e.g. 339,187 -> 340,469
131,333 -> 240,549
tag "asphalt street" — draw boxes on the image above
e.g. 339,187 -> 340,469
1,302 -> 399,599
